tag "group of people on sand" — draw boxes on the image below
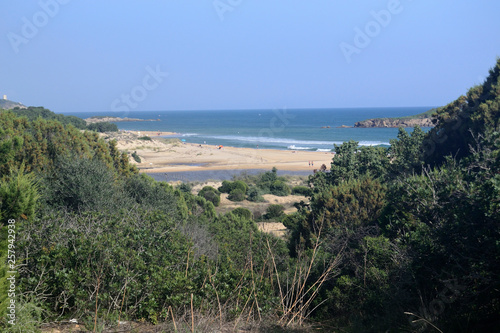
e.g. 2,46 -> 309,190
308,161 -> 314,166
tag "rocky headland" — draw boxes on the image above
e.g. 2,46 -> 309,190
354,117 -> 434,128
354,108 -> 438,128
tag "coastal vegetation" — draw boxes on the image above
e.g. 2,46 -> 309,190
0,59 -> 499,332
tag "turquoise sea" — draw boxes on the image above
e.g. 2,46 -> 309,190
69,107 -> 434,152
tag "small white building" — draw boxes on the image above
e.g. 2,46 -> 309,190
3,95 -> 6,100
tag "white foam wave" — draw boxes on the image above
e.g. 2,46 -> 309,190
287,145 -> 314,150
189,134 -> 390,147
202,135 -> 342,146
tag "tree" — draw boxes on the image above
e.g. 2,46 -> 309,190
389,126 -> 426,175
328,140 -> 359,185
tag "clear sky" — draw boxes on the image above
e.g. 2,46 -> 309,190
1,1 -> 500,113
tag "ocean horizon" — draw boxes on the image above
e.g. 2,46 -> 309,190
67,107 -> 434,151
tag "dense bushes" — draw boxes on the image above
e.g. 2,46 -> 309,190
218,180 -> 248,194
0,110 -> 136,176
246,186 -> 265,202
227,188 -> 245,202
265,204 -> 285,220
42,155 -> 123,212
87,121 -> 118,132
269,180 -> 291,196
198,186 -> 220,206
232,207 -> 253,220
291,185 -> 312,197
10,106 -> 87,129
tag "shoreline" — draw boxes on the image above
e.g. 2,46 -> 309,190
106,131 -> 335,174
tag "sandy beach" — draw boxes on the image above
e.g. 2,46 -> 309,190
108,130 -> 334,173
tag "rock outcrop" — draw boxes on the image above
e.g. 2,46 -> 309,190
354,117 -> 434,128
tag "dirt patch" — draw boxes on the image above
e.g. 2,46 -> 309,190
257,222 -> 287,238
190,181 -> 223,194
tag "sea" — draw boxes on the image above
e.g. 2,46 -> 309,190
68,107 -> 434,152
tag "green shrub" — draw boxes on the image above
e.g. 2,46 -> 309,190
265,204 -> 285,220
218,180 -> 232,193
232,207 -> 253,220
270,180 -> 291,196
247,187 -> 265,202
138,136 -> 152,141
131,151 -> 141,163
124,173 -> 177,213
292,185 -> 312,197
218,180 -> 248,194
43,155 -> 120,212
228,188 -> 245,202
177,182 -> 192,193
232,180 -> 248,193
198,186 -> 221,207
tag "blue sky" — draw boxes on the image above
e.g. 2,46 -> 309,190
1,1 -> 499,113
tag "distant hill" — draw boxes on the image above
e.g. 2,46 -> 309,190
4,106 -> 87,129
0,99 -> 27,110
354,108 -> 438,128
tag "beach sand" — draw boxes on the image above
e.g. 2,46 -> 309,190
108,131 -> 334,173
